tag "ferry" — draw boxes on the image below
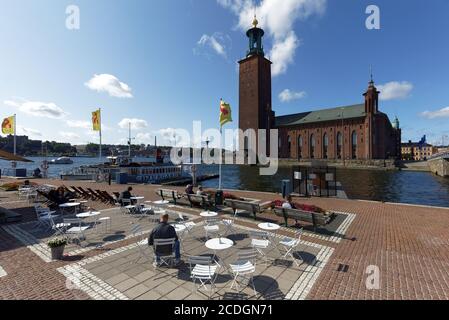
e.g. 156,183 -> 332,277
60,149 -> 185,183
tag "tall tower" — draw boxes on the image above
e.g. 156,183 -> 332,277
363,75 -> 380,159
238,16 -> 273,157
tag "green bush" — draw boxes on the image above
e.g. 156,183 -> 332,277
47,238 -> 67,248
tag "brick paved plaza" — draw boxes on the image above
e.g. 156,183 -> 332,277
0,178 -> 448,300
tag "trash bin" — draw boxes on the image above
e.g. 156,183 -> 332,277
281,180 -> 291,198
215,190 -> 224,206
116,172 -> 128,184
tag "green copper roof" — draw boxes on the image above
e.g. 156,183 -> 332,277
275,103 -> 366,127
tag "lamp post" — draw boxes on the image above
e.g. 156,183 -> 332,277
341,108 -> 345,167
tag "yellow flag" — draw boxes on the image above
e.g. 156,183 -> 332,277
219,99 -> 232,127
92,109 -> 101,131
2,115 -> 15,134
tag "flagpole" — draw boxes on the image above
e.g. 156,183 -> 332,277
13,114 -> 16,156
219,126 -> 222,190
99,108 -> 102,161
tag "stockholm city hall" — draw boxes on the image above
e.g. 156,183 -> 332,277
238,16 -> 402,162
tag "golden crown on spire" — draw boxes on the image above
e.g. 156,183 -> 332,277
252,15 -> 258,28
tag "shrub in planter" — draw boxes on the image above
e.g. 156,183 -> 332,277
48,238 -> 67,260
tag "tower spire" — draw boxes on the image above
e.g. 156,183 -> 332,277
369,65 -> 374,85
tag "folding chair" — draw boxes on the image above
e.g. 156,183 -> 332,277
250,230 -> 271,265
229,249 -> 258,296
279,228 -> 304,267
176,213 -> 196,239
33,204 -> 59,231
64,218 -> 89,246
187,255 -> 219,299
204,217 -> 220,240
222,218 -> 237,236
131,224 -> 151,263
49,215 -> 71,237
153,238 -> 176,268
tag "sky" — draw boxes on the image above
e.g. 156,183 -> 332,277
1,0 -> 449,148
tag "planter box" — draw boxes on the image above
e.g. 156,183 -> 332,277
50,245 -> 65,260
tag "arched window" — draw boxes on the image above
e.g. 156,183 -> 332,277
310,134 -> 315,159
298,135 -> 303,159
337,132 -> 342,159
323,133 -> 329,159
287,136 -> 291,157
352,131 -> 357,159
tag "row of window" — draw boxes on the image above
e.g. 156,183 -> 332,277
129,167 -> 181,175
284,131 -> 358,159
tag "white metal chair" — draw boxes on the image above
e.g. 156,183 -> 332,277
250,230 -> 271,265
204,217 -> 220,240
187,255 -> 219,299
222,218 -> 237,236
153,238 -> 177,268
97,216 -> 111,233
131,224 -> 151,263
34,204 -> 59,230
279,228 -> 304,266
64,218 -> 89,245
229,249 -> 258,296
49,215 -> 71,237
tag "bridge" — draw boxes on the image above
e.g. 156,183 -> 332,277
427,152 -> 449,177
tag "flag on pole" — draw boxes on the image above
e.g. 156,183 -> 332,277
92,109 -> 101,131
219,99 -> 232,127
2,115 -> 15,134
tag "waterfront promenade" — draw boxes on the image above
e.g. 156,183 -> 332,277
0,177 -> 448,300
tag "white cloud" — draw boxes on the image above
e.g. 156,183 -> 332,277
279,88 -> 307,102
58,131 -> 81,142
66,120 -> 91,129
4,98 -> 67,119
421,106 -> 449,119
17,126 -> 42,138
218,0 -> 326,76
196,33 -> 229,58
377,81 -> 413,101
118,118 -> 148,130
135,132 -> 153,144
85,74 -> 133,98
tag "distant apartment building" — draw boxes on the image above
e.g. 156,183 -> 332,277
401,140 -> 438,161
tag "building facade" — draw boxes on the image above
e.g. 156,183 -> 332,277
238,17 -> 402,161
401,141 -> 438,161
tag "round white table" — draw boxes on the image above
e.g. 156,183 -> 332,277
59,202 -> 81,214
153,200 -> 170,205
76,211 -> 101,219
258,222 -> 281,232
200,211 -> 218,218
173,224 -> 186,233
205,238 -> 234,269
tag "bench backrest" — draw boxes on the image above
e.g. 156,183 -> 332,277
281,207 -> 329,226
225,199 -> 260,212
157,189 -> 179,199
188,194 -> 212,203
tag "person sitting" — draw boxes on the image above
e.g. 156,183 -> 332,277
119,186 -> 134,205
196,185 -> 207,196
33,168 -> 42,178
54,187 -> 69,205
148,213 -> 181,267
283,195 -> 300,226
23,180 -> 31,187
185,184 -> 194,195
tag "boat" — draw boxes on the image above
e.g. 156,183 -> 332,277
60,149 -> 187,183
49,157 -> 74,165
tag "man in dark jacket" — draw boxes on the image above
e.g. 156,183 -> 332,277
148,213 -> 180,267
118,186 -> 134,205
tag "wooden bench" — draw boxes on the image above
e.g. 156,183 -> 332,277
224,199 -> 271,220
156,189 -> 182,205
186,194 -> 214,210
273,207 -> 333,231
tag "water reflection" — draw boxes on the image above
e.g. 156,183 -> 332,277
200,165 -> 449,208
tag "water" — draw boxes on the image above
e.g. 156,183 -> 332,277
1,157 -> 448,208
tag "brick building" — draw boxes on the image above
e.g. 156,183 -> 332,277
238,17 -> 402,161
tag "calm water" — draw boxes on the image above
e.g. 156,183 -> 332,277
1,157 -> 448,208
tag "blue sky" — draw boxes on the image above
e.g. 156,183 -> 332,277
1,0 -> 449,147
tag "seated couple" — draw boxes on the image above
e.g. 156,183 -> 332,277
148,213 -> 181,267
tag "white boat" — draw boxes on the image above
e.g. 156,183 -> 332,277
49,157 -> 74,165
